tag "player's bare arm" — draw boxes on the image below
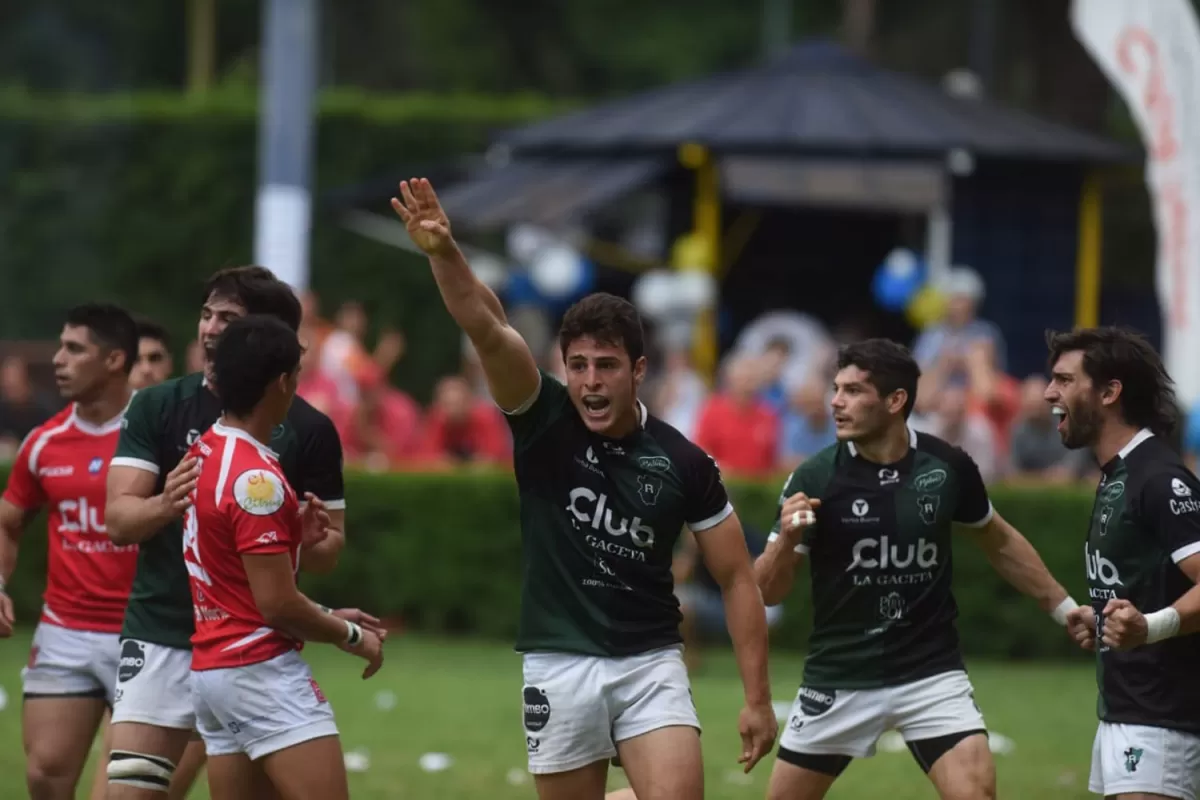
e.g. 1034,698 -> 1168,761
695,512 -> 777,772
106,458 -> 200,545
390,178 -> 539,411
1102,553 -> 1200,650
754,492 -> 820,606
242,552 -> 384,677
961,512 -> 1074,618
0,498 -> 37,637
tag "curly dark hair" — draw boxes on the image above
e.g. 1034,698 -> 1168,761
558,293 -> 645,362
836,338 -> 921,418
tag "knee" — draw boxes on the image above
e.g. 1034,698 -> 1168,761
25,754 -> 75,790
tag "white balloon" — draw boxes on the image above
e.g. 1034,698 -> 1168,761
468,253 -> 509,292
507,224 -> 551,265
885,248 -> 918,279
673,271 -> 717,313
632,270 -> 679,320
529,244 -> 583,299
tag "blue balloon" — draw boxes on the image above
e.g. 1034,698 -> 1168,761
503,270 -> 542,307
872,249 -> 925,312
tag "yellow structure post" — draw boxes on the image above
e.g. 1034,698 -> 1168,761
187,0 -> 217,95
677,143 -> 721,382
1075,172 -> 1103,329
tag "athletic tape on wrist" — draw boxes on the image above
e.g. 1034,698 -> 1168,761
1050,597 -> 1079,626
1145,607 -> 1181,644
345,620 -> 363,647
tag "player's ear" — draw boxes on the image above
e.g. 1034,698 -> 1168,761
632,355 -> 647,388
1101,379 -> 1123,408
887,388 -> 908,416
105,347 -> 126,374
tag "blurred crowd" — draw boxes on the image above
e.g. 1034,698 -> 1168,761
0,274 -> 1191,486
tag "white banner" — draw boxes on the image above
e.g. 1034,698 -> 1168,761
1071,0 -> 1200,405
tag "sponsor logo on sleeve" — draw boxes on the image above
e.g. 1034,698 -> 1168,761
234,469 -> 285,516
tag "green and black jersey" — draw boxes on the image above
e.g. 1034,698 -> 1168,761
110,372 -> 345,649
769,429 -> 993,689
1085,430 -> 1200,733
505,370 -> 732,657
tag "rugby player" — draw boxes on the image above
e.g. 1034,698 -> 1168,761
130,318 -> 174,390
104,267 -> 348,799
756,338 -> 1077,799
184,314 -> 383,799
1046,327 -> 1200,800
0,304 -> 139,799
392,178 -> 777,800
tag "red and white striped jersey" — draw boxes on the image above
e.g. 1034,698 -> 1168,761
2,403 -> 137,632
184,422 -> 303,670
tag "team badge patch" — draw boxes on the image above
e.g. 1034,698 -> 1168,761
233,469 -> 285,516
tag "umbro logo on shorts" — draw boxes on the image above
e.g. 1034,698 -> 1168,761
523,686 -> 551,732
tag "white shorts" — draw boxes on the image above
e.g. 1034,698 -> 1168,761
1089,722 -> 1200,800
521,644 -> 699,775
110,639 -> 195,729
21,622 -> 121,705
192,650 -> 339,761
779,670 -> 986,759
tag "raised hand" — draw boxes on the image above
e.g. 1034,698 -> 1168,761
390,178 -> 454,256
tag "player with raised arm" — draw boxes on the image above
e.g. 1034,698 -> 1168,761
104,267 -> 348,800
1045,327 -> 1200,800
755,339 -> 1076,800
185,314 -> 383,800
0,304 -> 139,800
392,178 -> 776,800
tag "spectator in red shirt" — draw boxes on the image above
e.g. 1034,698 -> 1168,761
693,355 -> 780,477
416,375 -> 510,467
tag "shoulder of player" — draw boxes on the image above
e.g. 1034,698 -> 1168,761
284,392 -> 337,435
913,431 -> 976,471
1127,441 -> 1200,504
129,373 -> 201,417
643,414 -> 715,472
15,405 -> 78,461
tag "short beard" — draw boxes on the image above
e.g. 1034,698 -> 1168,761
1062,400 -> 1102,450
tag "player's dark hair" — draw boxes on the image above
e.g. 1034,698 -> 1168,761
558,292 -> 645,363
134,317 -> 170,349
1045,326 -> 1179,436
836,338 -> 921,418
212,315 -> 302,417
201,266 -> 303,333
65,303 -> 139,376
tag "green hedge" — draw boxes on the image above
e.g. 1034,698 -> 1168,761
0,88 -> 572,402
3,465 -> 1095,661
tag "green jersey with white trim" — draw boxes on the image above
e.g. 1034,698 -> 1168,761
111,373 -> 345,649
770,429 -> 993,689
505,371 -> 732,657
1086,430 -> 1200,733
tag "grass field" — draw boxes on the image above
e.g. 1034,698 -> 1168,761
0,630 -> 1102,799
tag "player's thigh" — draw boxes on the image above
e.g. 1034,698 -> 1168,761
608,645 -> 703,799
615,725 -> 702,800
23,695 -> 107,782
111,640 -> 195,733
1089,722 -> 1200,800
88,709 -> 116,800
766,757 -> 841,800
523,651 -> 615,777
889,671 -> 992,778
258,735 -> 349,800
107,723 -> 195,799
165,738 -> 208,800
203,753 -> 260,800
923,733 -> 994,800
533,761 -> 610,800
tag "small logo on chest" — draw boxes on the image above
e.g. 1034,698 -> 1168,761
1098,505 -> 1113,536
636,474 -> 662,506
917,494 -> 939,525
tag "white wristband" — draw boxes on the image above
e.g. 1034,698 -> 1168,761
1050,597 -> 1079,626
344,620 -> 363,647
1145,607 -> 1181,644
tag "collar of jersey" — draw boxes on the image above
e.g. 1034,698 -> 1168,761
69,391 -> 136,436
212,421 -> 280,461
1115,427 -> 1154,462
845,426 -> 918,460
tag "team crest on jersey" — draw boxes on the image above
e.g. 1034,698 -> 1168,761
637,455 -> 670,473
88,457 -> 104,474
233,469 -> 285,516
637,474 -> 662,506
1099,480 -> 1125,502
917,494 -> 939,525
1099,505 -> 1113,536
